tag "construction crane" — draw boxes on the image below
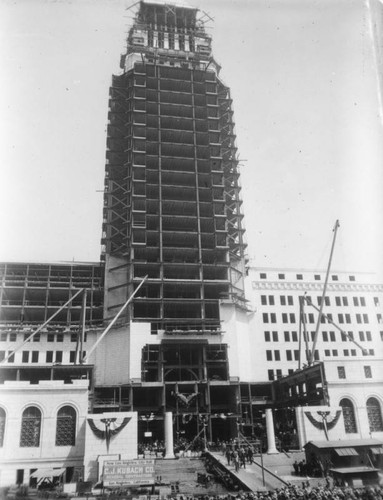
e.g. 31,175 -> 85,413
298,220 -> 367,369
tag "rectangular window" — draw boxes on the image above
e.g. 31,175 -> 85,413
280,296 -> 286,306
325,296 -> 330,306
314,274 -> 321,281
337,366 -> 346,379
380,331 -> 383,341
332,275 -> 339,281
345,314 -> 351,324
292,331 -> 298,342
7,351 -> 15,363
335,297 -> 341,306
276,369 -> 282,379
360,297 -> 366,307
349,275 -> 355,281
369,349 -> 375,355
266,350 -> 272,361
341,332 -> 348,341
344,349 -> 349,356
290,313 -> 296,323
0,333 -> 7,342
282,313 -> 288,324
342,297 -> 348,306
374,297 -> 380,307
332,349 -> 338,356
31,351 -> 38,363
47,333 -> 54,342
351,349 -> 356,356
294,350 -> 299,360
363,314 -> 369,324
286,350 -> 292,361
288,369 -> 294,375
296,274 -> 303,280
69,351 -> 76,363
264,331 -> 271,342
70,333 -> 77,342
46,351 -> 53,363
262,313 -> 269,323
308,313 -> 314,323
322,331 -> 328,342
22,351 -> 29,363
57,333 -> 64,342
261,295 -> 267,305
284,331 -> 290,342
272,331 -> 278,342
268,369 -> 274,381
353,297 -> 359,307
288,296 -> 293,306
317,297 -> 322,306
366,331 -> 372,341
55,351 -> 63,363
274,350 -> 280,361
359,331 -> 365,341
356,314 -> 362,324
33,334 -> 40,342
338,314 -> 344,324
314,350 -> 320,360
270,313 -> 277,323
377,314 -> 382,324
260,273 -> 267,279
269,295 -> 275,306
9,333 -> 17,342
364,366 -> 372,378
330,331 -> 336,342
349,332 -> 354,341
0,351 -> 5,362
324,349 -> 330,356
278,273 -> 285,279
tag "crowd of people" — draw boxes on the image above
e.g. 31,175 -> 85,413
174,484 -> 383,500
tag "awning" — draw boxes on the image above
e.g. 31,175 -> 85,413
335,447 -> 359,456
371,448 -> 383,455
30,468 -> 66,479
330,467 -> 379,475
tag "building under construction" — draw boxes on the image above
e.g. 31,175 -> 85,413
1,2 -> 382,463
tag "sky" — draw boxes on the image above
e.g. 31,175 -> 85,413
1,0 -> 383,278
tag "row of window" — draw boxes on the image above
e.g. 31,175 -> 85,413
0,406 -> 76,448
267,349 -> 375,362
0,351 -> 86,364
260,295 -> 380,307
264,330 -> 375,343
340,397 -> 383,433
0,332 -> 87,342
262,312 -> 382,325
337,365 -> 374,379
259,273 -> 356,282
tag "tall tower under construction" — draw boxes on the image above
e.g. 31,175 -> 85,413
102,0 -> 247,333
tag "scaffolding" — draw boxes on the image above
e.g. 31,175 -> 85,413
102,0 -> 247,332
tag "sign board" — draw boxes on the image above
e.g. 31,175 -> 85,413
103,460 -> 155,487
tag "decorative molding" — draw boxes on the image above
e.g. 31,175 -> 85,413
252,281 -> 383,293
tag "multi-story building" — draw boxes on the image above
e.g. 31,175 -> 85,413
247,267 -> 383,382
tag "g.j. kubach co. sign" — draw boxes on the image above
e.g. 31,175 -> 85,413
103,459 -> 155,486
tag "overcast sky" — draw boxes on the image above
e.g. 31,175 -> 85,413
1,0 -> 383,278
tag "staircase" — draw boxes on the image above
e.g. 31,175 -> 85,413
154,458 -> 229,495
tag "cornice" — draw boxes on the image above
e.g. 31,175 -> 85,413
251,281 -> 383,293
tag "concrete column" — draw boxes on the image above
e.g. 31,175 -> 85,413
265,408 -> 278,454
164,412 -> 175,459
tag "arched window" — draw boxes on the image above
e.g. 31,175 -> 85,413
20,406 -> 41,447
0,407 -> 5,447
340,398 -> 357,434
56,406 -> 76,446
367,397 -> 383,432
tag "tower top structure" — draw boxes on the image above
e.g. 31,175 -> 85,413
121,0 -> 219,74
